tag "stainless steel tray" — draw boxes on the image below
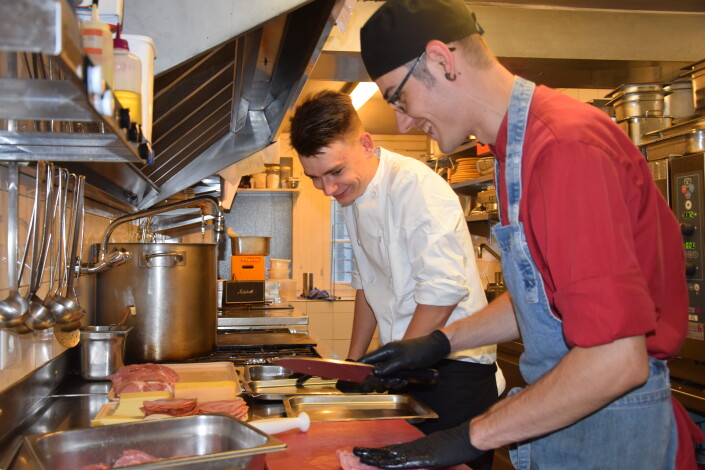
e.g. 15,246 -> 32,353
244,365 -> 340,400
24,415 -> 286,470
283,394 -> 438,423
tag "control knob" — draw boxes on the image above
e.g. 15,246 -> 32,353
686,261 -> 698,276
681,223 -> 696,236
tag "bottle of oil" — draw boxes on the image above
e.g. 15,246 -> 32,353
80,1 -> 114,89
113,24 -> 142,124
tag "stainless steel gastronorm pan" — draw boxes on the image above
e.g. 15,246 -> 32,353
244,365 -> 295,381
24,415 -> 285,470
231,236 -> 271,255
244,365 -> 339,400
283,394 -> 439,423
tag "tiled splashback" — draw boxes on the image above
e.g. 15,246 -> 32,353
217,191 -> 293,280
0,164 -> 133,393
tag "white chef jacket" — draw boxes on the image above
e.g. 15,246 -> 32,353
343,147 -> 497,364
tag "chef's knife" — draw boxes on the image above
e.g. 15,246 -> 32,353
274,357 -> 438,385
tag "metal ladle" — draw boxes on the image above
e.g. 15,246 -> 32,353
0,162 -> 30,328
43,168 -> 71,320
25,162 -> 56,330
5,169 -> 40,335
9,161 -> 46,334
54,175 -> 86,327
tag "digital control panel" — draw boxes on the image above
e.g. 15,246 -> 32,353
670,154 -> 705,354
676,174 -> 703,279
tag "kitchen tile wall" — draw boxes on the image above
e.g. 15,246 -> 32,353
292,299 -> 380,359
0,164 -> 133,393
217,191 -> 293,280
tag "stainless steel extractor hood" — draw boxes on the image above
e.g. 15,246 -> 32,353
65,0 -> 344,209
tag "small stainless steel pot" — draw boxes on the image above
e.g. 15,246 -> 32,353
79,326 -> 132,380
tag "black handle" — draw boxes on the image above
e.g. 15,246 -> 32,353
388,368 -> 439,385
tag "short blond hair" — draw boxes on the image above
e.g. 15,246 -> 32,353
453,34 -> 496,70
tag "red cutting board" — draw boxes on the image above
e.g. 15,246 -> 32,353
265,419 -> 472,470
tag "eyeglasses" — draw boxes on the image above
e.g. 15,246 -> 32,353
386,52 -> 425,114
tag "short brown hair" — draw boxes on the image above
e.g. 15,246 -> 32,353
289,90 -> 363,157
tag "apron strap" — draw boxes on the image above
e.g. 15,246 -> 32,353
503,76 -> 535,226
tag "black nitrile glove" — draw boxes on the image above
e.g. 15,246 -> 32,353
335,359 -> 404,393
335,372 -> 427,393
359,330 -> 451,376
335,377 -> 382,393
353,420 -> 483,469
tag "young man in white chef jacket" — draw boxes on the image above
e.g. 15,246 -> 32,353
289,90 -> 503,470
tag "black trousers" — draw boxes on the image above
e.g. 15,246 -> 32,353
404,359 -> 499,470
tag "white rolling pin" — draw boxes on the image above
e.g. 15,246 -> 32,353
250,412 -> 310,434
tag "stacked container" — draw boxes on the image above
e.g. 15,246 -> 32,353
268,259 -> 296,301
80,2 -> 114,89
121,34 -> 157,142
113,25 -> 142,125
606,83 -> 671,145
268,258 -> 290,280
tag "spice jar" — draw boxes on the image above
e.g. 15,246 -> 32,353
266,165 -> 281,189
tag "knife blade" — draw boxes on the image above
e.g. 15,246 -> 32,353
275,358 -> 374,383
274,358 -> 439,385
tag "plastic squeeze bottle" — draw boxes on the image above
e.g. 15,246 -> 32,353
113,24 -> 143,124
80,1 -> 114,89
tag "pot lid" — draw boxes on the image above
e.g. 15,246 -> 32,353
605,82 -> 665,99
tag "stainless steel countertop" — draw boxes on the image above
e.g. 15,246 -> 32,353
0,380 -> 112,470
0,376 -> 292,469
0,327 -> 332,469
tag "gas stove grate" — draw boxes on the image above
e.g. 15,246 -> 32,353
181,345 -> 320,366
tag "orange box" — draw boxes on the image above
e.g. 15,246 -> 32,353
231,255 -> 265,281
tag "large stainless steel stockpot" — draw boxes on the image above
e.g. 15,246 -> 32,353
96,242 -> 217,363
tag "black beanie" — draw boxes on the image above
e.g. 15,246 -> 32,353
360,0 -> 484,80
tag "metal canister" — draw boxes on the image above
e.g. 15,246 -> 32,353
302,272 -> 314,296
79,326 -> 132,380
96,243 -> 217,363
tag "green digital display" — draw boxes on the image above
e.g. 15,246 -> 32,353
685,241 -> 697,249
683,211 -> 696,219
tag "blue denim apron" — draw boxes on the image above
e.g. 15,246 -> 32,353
492,76 -> 677,469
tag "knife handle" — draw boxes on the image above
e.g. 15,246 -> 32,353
388,368 -> 439,385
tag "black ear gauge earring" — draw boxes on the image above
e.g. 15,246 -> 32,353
445,72 -> 457,81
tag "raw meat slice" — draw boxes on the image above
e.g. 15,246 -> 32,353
198,399 -> 249,420
76,463 -> 111,470
141,397 -> 199,417
337,448 -> 381,470
116,380 -> 174,395
113,449 -> 162,467
109,364 -> 179,397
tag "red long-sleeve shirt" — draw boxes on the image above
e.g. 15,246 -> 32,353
491,85 -> 688,359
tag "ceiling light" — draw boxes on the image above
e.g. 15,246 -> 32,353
350,82 -> 378,110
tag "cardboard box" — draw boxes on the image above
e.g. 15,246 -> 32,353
231,255 -> 265,281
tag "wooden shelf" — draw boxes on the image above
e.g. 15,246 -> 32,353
237,188 -> 300,193
466,212 -> 498,222
450,173 -> 494,195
